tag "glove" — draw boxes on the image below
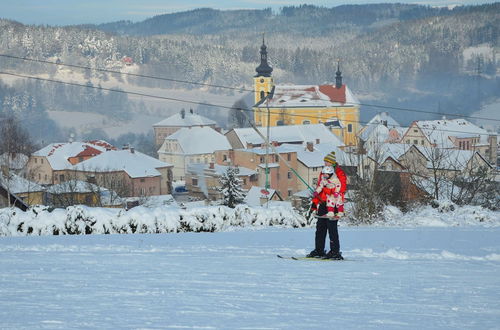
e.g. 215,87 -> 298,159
333,192 -> 339,198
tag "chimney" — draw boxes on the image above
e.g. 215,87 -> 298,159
181,109 -> 185,119
315,138 -> 320,144
306,142 -> 314,152
130,147 -> 135,154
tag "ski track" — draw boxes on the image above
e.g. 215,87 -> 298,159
0,227 -> 499,329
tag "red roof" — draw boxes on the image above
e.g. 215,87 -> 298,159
318,85 -> 346,104
75,146 -> 102,158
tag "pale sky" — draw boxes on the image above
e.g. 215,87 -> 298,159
0,0 -> 495,25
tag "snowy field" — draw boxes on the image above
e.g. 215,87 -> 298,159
1,224 -> 500,329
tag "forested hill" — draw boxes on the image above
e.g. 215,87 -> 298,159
0,3 -> 498,143
95,4 -> 464,36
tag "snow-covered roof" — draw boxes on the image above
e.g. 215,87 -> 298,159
366,112 -> 400,127
0,174 -> 44,194
153,111 -> 216,127
46,180 -> 101,194
163,127 -> 231,155
298,143 -> 358,167
0,153 -> 29,170
74,149 -> 172,178
415,119 -> 491,148
244,186 -> 277,207
367,143 -> 411,163
230,124 -> 344,148
257,84 -> 359,108
33,140 -> 116,170
412,146 -> 491,171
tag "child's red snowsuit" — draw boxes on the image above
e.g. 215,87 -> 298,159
311,165 -> 347,217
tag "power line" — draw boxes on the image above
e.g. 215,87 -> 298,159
0,70 -> 494,138
1,53 -> 499,123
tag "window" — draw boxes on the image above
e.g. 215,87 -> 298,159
414,129 -> 418,133
34,158 -> 37,164
275,155 -> 279,162
287,172 -> 292,179
312,178 -> 318,186
38,173 -> 41,180
413,140 -> 418,145
302,120 -> 311,125
59,174 -> 65,182
260,91 -> 265,100
140,178 -> 145,183
44,174 -> 48,181
421,140 -> 424,145
348,124 -> 353,133
288,189 -> 293,197
41,159 -> 44,164
223,154 -> 227,161
406,140 -> 410,144
287,153 -> 291,161
242,178 -> 247,185
260,156 -> 264,163
192,178 -> 198,186
276,120 -> 284,126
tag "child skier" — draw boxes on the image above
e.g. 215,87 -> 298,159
307,151 -> 347,260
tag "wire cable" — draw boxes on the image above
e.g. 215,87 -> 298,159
0,70 -> 494,138
1,53 -> 499,122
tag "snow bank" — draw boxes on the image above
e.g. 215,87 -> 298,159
378,201 -> 500,227
1,200 -> 499,237
0,204 -> 305,236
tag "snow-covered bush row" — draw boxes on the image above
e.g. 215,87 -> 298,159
0,204 -> 307,236
375,200 -> 500,227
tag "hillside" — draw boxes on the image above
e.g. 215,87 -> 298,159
0,3 -> 498,145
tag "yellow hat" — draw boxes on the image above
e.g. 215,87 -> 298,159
323,151 -> 336,165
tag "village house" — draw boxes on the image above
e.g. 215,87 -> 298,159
27,140 -> 116,185
225,124 -> 344,150
243,186 -> 282,207
401,118 -> 497,167
158,126 -> 231,181
215,144 -> 303,199
72,147 -> 173,197
185,163 -> 257,201
0,173 -> 45,206
153,109 -> 217,146
357,112 -> 407,151
45,180 -> 102,208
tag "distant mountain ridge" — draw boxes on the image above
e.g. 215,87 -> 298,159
94,4 -> 460,36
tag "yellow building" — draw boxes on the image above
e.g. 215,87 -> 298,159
253,39 -> 361,147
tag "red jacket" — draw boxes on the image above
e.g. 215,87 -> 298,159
312,165 -> 347,206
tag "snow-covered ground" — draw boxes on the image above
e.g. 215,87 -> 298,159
0,203 -> 499,328
1,226 -> 499,329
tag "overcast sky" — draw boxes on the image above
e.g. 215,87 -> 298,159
0,0 -> 495,26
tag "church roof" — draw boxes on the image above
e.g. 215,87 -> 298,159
256,84 -> 359,108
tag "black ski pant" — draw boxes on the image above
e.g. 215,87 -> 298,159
315,217 -> 340,254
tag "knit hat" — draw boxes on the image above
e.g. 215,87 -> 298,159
323,151 -> 337,165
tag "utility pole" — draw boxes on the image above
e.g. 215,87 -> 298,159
265,86 -> 275,207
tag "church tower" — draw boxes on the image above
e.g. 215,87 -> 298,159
254,35 -> 274,105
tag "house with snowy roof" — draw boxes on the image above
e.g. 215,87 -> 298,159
252,38 -> 360,147
153,109 -> 217,146
243,186 -> 281,207
225,124 -> 344,150
45,180 -> 102,208
158,126 -> 231,181
401,118 -> 497,167
358,112 -> 407,150
0,173 -> 45,206
215,144 -> 306,200
72,147 -> 173,197
185,163 -> 257,201
0,181 -> 28,210
27,140 -> 116,185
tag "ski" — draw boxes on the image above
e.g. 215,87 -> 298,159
277,255 -> 346,261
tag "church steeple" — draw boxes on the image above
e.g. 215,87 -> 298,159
255,35 -> 273,77
335,60 -> 343,89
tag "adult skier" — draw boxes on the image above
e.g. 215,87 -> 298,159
307,151 -> 347,260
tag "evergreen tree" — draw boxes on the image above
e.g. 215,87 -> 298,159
219,167 -> 245,208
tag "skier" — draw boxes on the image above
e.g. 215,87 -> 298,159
307,151 -> 347,260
